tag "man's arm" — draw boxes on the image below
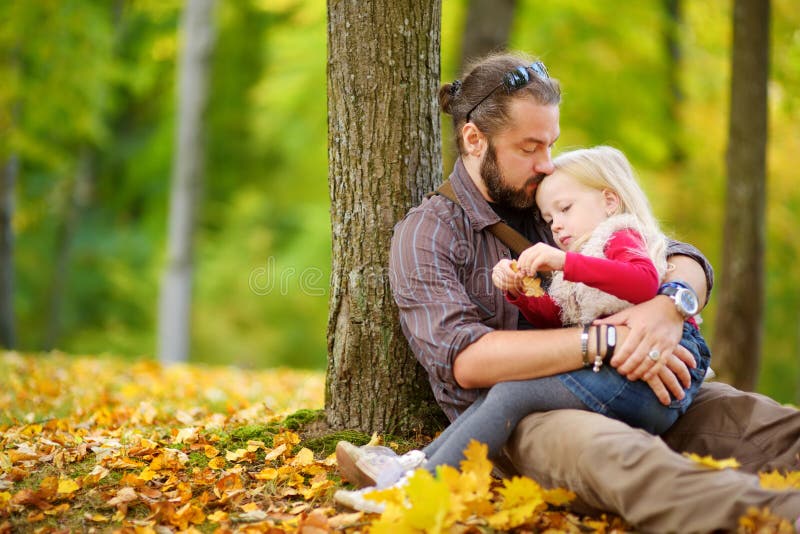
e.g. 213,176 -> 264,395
664,254 -> 708,309
452,327 -> 587,389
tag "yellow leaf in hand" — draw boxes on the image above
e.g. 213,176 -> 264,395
510,261 -> 545,297
683,452 -> 740,470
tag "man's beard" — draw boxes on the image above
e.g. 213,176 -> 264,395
481,141 -> 541,209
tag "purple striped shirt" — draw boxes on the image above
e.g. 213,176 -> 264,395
389,159 -> 714,421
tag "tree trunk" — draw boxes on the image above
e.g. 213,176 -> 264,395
0,152 -> 17,349
444,0 -> 516,170
712,0 -> 769,390
459,0 -> 516,71
43,149 -> 92,350
157,0 -> 215,364
326,0 -> 447,434
663,0 -> 685,164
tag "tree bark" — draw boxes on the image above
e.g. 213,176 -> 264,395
157,0 -> 215,364
0,152 -> 17,349
712,0 -> 769,390
326,0 -> 447,434
459,0 -> 516,71
43,149 -> 92,350
663,0 -> 685,164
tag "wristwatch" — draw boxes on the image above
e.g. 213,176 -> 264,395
658,281 -> 699,319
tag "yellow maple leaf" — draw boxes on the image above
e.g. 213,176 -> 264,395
225,448 -> 249,461
274,430 -> 301,448
203,444 -> 220,458
371,469 -> 453,533
241,502 -> 260,512
254,467 -> 279,481
264,443 -> 288,461
291,447 -> 315,467
759,470 -> 800,490
459,440 -> 494,482
207,456 -> 226,470
510,261 -> 545,297
57,478 -> 80,495
444,441 -> 495,518
172,427 -> 198,444
207,510 -> 228,522
683,452 -> 740,470
488,476 -> 545,530
137,467 -> 157,482
366,432 -> 382,447
543,486 -> 576,506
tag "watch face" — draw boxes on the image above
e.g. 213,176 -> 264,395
678,289 -> 699,315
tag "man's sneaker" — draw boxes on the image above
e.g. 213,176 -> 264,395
336,441 -> 427,489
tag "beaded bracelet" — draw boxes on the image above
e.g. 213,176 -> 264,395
592,325 -> 604,373
581,324 -> 591,367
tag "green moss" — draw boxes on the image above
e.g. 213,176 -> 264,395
300,429 -> 371,457
217,423 -> 277,450
282,408 -> 326,430
188,451 -> 209,469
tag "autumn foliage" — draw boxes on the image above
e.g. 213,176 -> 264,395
1,352 -> 798,533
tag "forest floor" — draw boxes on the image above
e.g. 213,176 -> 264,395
0,352 -> 796,533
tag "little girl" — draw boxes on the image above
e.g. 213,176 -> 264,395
335,146 -> 711,512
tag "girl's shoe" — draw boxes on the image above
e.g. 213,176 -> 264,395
333,486 -> 389,514
336,440 -> 426,488
334,470 -> 414,513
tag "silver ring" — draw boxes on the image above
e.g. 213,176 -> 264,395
647,349 -> 661,362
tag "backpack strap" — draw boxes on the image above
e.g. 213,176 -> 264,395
430,180 -> 533,257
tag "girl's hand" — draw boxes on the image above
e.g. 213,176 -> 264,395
492,259 -> 523,297
517,243 -> 567,275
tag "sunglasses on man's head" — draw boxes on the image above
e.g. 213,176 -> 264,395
465,61 -> 551,123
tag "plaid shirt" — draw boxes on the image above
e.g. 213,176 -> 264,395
389,158 -> 714,421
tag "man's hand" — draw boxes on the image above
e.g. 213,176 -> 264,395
594,296 -> 696,405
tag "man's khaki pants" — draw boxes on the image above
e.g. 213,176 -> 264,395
506,381 -> 800,533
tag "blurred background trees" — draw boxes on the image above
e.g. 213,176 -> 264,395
0,0 -> 798,403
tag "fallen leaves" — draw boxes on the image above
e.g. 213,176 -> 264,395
0,351 -> 331,532
368,441 -> 579,533
683,452 -> 741,470
1,351 -> 799,533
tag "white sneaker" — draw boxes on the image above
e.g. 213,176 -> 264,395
333,486 -> 389,514
336,441 -> 427,489
334,470 -> 415,513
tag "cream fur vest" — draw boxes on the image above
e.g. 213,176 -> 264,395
548,214 -> 667,326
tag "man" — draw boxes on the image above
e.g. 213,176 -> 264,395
343,51 -> 800,531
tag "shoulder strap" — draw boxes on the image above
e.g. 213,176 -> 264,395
430,180 -> 533,256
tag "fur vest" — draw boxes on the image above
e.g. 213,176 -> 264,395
548,214 -> 667,326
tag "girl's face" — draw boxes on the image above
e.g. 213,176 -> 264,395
535,171 -> 618,251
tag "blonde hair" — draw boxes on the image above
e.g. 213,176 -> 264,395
548,146 -> 668,275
